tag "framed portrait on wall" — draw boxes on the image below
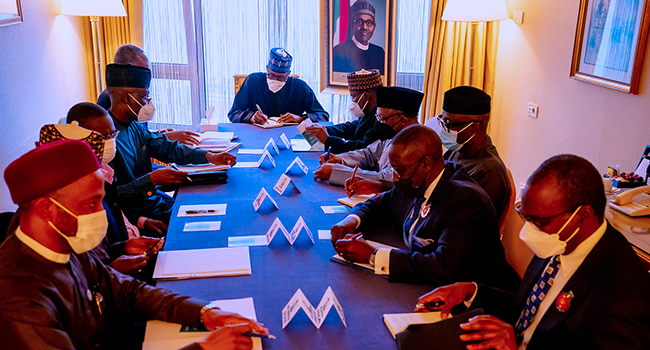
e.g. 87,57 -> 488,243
320,0 -> 397,94
0,0 -> 23,27
570,0 -> 650,94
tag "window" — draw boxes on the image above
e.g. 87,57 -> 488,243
143,0 -> 430,130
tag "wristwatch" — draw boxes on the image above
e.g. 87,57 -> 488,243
199,302 -> 221,324
369,248 -> 379,267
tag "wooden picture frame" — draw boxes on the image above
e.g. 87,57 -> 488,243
320,0 -> 397,95
570,0 -> 650,94
0,0 -> 23,28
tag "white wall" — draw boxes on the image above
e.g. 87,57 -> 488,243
0,0 -> 90,212
491,0 -> 650,192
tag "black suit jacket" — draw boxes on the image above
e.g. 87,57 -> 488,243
473,225 -> 650,349
352,162 -> 521,292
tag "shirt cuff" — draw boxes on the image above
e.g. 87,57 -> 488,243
137,217 -> 148,229
374,248 -> 391,275
346,214 -> 361,229
463,282 -> 479,308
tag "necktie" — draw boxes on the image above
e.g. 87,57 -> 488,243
403,196 -> 426,249
514,255 -> 561,338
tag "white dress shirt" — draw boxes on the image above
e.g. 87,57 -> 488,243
15,226 -> 70,264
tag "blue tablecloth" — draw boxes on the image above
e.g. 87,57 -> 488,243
158,124 -> 433,350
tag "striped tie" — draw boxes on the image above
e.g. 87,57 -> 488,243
403,196 -> 426,249
514,255 -> 561,338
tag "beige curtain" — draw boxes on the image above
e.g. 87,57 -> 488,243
421,0 -> 500,123
82,0 -> 143,102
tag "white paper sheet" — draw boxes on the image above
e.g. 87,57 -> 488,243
183,221 -> 221,232
152,246 -> 251,280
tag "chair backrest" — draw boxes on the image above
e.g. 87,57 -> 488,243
500,169 -> 534,278
233,73 -> 300,95
0,211 -> 16,245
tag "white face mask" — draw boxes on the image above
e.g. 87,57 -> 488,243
438,122 -> 475,152
48,198 -> 108,254
101,138 -> 116,165
128,93 -> 156,122
349,93 -> 368,118
267,78 -> 286,93
519,206 -> 582,259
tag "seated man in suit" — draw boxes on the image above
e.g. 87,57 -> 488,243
303,69 -> 386,154
436,86 -> 510,221
105,63 -> 236,223
416,154 -> 650,349
228,48 -> 329,124
331,125 -> 520,292
313,86 -> 423,194
0,140 -> 267,349
97,44 -> 200,146
39,103 -> 165,278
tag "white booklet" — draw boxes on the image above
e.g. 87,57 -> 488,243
174,163 -> 231,173
152,246 -> 251,280
331,240 -> 397,271
383,311 -> 443,339
143,297 -> 262,350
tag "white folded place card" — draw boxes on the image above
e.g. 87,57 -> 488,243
238,149 -> 264,155
278,133 -> 292,149
274,173 -> 301,195
285,156 -> 309,174
282,287 -> 346,329
177,204 -> 227,217
265,137 -> 280,154
227,216 -> 314,247
232,149 -> 275,168
182,221 -> 221,232
253,187 -> 279,211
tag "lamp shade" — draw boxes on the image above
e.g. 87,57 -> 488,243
441,0 -> 508,22
60,0 -> 127,17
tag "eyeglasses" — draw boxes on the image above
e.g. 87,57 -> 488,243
376,113 -> 403,123
393,156 -> 427,180
515,204 -> 574,231
129,93 -> 152,106
354,19 -> 375,27
436,114 -> 479,133
266,70 -> 290,82
102,130 -> 120,140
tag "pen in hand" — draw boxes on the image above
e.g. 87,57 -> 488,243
256,104 -> 269,125
170,164 -> 192,182
415,300 -> 445,310
242,331 -> 276,339
325,146 -> 332,162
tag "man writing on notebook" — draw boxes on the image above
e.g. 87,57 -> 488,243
0,140 -> 267,349
331,125 -> 520,292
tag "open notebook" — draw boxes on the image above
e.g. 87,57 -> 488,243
253,117 -> 299,129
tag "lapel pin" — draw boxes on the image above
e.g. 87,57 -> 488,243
420,204 -> 431,218
555,290 -> 574,312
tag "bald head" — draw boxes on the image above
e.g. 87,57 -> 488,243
114,44 -> 149,67
391,124 -> 443,161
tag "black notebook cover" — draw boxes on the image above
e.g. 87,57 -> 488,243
395,308 -> 485,350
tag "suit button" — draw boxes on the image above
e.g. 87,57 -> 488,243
147,191 -> 152,196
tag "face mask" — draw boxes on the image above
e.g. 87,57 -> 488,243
519,206 -> 582,258
101,163 -> 115,184
48,198 -> 108,254
349,93 -> 368,118
128,93 -> 156,122
101,138 -> 116,165
394,159 -> 427,198
438,122 -> 475,152
374,122 -> 397,140
267,79 -> 285,93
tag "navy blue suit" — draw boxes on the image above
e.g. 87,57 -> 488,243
472,225 -> 650,349
352,162 -> 521,292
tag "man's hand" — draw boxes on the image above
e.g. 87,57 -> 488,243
124,236 -> 164,255
277,113 -> 303,124
319,153 -> 341,165
143,218 -> 168,235
251,111 -> 268,125
330,216 -> 358,245
459,315 -> 517,350
206,152 -> 237,166
415,282 -> 478,319
163,130 -> 201,146
109,254 -> 149,275
314,164 -> 334,181
198,324 -> 254,350
201,309 -> 268,334
305,125 -> 329,144
150,168 -> 189,186
334,233 -> 375,263
345,177 -> 381,197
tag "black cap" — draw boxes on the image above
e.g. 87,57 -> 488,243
376,86 -> 424,115
105,64 -> 151,89
443,86 -> 491,115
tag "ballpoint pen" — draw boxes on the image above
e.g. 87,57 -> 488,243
256,104 -> 269,125
415,300 -> 445,309
242,332 -> 276,339
325,146 -> 332,162
171,164 -> 192,182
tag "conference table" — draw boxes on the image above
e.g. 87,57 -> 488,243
157,123 -> 434,350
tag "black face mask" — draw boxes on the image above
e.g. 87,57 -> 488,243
393,158 -> 428,198
374,122 -> 397,140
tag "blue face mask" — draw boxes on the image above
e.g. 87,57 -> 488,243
438,122 -> 475,152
